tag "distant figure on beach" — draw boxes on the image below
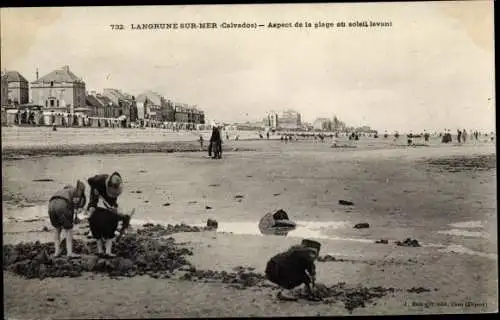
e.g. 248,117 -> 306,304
457,129 -> 462,143
86,172 -> 131,257
209,126 -> 222,159
424,130 -> 430,143
199,135 -> 204,149
441,130 -> 452,143
462,129 -> 467,143
266,131 -> 270,140
48,180 -> 86,258
265,239 -> 321,301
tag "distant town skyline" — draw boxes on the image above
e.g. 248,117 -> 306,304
1,2 -> 494,132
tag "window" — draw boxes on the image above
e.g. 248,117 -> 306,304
50,100 -> 54,107
57,100 -> 59,107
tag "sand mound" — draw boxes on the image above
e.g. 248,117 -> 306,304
292,282 -> 397,313
179,266 -> 268,289
3,225 -> 199,279
425,154 -> 496,172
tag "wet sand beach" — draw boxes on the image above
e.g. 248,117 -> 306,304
2,128 -> 497,317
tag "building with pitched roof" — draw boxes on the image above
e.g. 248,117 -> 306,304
85,92 -> 106,117
3,70 -> 29,105
136,91 -> 174,122
30,65 -> 86,113
173,102 -> 205,124
102,88 -> 138,123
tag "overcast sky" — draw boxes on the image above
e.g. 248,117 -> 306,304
1,2 -> 494,132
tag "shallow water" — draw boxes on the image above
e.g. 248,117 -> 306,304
5,204 -> 496,261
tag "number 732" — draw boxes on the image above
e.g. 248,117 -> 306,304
110,24 -> 125,30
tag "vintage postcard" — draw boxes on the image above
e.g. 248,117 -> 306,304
1,1 -> 496,318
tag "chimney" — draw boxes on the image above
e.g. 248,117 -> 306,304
36,68 -> 39,81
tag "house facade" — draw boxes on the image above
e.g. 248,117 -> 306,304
101,88 -> 137,123
278,109 -> 302,130
173,103 -> 205,124
266,111 -> 279,128
31,66 -> 86,113
4,70 -> 29,105
136,91 -> 174,122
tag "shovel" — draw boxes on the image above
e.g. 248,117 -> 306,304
115,208 -> 135,243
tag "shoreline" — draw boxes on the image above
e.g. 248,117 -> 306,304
1,141 -> 257,159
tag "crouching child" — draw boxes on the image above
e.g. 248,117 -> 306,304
265,239 -> 321,301
48,180 -> 86,258
86,171 -> 132,257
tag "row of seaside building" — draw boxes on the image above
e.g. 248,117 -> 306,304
1,66 -> 206,127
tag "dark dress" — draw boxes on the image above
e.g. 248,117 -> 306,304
265,245 -> 316,289
209,128 -> 222,158
87,174 -> 126,239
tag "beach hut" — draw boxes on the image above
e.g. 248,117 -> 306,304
6,109 -> 18,125
75,113 -> 84,127
42,112 -> 52,126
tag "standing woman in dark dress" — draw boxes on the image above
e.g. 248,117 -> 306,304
209,126 -> 222,159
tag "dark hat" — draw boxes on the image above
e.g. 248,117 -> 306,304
106,172 -> 123,198
107,172 -> 122,189
301,239 -> 321,253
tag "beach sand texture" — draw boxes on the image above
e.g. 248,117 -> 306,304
2,128 -> 497,318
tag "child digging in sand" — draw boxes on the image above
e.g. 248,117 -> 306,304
48,180 -> 86,258
86,171 -> 131,257
265,239 -> 322,301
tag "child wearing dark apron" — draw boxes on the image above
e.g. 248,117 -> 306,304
86,172 -> 129,257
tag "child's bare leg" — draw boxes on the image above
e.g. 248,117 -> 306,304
65,229 -> 79,257
54,228 -> 62,257
105,238 -> 115,257
96,238 -> 104,254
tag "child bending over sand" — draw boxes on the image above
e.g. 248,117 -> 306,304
86,171 -> 131,257
48,180 -> 86,258
265,239 -> 321,301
